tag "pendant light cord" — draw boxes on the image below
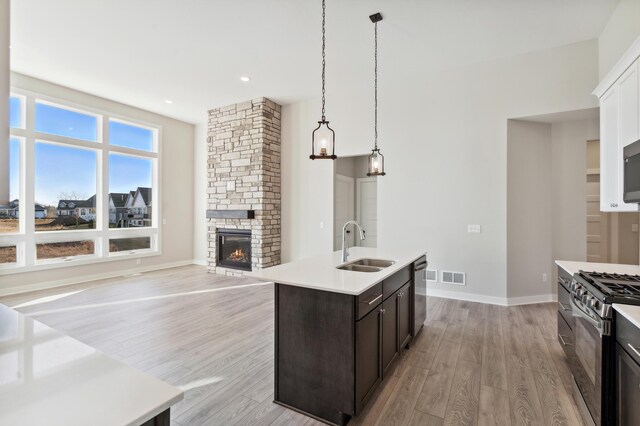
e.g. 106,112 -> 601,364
374,21 -> 378,150
321,0 -> 326,121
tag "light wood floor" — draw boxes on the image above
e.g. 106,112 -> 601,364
1,266 -> 583,426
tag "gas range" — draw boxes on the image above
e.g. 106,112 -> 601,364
575,271 -> 640,306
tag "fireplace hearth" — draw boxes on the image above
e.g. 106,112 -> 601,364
217,229 -> 252,271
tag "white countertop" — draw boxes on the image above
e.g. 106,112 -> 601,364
613,304 -> 640,330
555,260 -> 640,276
0,304 -> 183,426
248,247 -> 426,295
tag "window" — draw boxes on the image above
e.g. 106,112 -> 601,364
35,142 -> 97,231
35,101 -> 98,142
9,96 -> 23,129
0,138 -> 20,234
1,92 -> 160,273
109,120 -> 154,151
109,154 -> 152,228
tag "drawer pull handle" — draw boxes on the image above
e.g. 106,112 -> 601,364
558,334 -> 571,347
366,294 -> 382,305
628,343 -> 640,358
559,302 -> 571,312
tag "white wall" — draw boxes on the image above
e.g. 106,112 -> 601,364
193,122 -> 208,265
1,73 -> 195,293
599,0 -> 640,79
507,120 -> 553,300
0,0 -> 9,203
281,40 -> 599,302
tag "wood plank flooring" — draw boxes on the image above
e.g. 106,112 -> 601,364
0,266 -> 583,425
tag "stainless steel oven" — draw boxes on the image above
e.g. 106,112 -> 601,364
569,276 -> 613,426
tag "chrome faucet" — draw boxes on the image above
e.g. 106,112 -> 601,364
341,220 -> 366,263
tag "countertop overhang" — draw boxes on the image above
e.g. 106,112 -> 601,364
248,246 -> 426,295
0,304 -> 183,426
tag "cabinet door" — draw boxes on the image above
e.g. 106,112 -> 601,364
617,61 -> 640,211
355,307 -> 382,414
382,296 -> 398,375
397,282 -> 412,350
616,343 -> 640,425
600,86 -> 621,211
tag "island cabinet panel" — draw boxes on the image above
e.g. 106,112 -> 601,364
398,282 -> 412,350
355,306 -> 382,414
382,294 -> 399,374
275,284 -> 355,425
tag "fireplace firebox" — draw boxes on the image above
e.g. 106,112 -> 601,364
217,229 -> 252,271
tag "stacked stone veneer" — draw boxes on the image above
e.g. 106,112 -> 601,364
207,97 -> 281,275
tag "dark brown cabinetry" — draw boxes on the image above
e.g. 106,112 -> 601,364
382,294 -> 398,374
355,307 -> 382,414
275,262 -> 417,426
397,282 -> 412,350
615,312 -> 640,425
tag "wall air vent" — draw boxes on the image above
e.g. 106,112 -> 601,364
441,271 -> 466,286
426,269 -> 438,282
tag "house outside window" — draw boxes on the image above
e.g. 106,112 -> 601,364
0,91 -> 161,271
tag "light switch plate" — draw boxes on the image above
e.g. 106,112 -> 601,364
226,180 -> 236,191
633,224 -> 639,233
467,224 -> 481,234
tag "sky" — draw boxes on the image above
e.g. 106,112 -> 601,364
9,98 -> 153,206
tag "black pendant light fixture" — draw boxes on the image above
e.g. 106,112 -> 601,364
367,12 -> 386,176
310,0 -> 337,160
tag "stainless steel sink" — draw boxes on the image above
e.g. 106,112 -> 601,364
336,264 -> 383,273
349,258 -> 396,268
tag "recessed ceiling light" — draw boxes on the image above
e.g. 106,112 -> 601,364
240,76 -> 251,82
164,99 -> 173,104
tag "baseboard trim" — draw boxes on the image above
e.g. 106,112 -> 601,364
426,288 -> 557,307
193,259 -> 208,266
506,293 -> 558,306
427,288 -> 507,306
0,260 -> 197,297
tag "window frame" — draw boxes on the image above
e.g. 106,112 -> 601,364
0,89 -> 162,274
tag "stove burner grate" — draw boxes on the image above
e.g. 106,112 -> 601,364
579,271 -> 640,298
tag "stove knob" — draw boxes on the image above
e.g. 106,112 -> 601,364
576,288 -> 586,298
582,294 -> 590,305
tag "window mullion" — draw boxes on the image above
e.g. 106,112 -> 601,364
99,116 -> 109,258
23,96 -> 36,267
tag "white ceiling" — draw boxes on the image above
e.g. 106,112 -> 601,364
10,0 -> 619,124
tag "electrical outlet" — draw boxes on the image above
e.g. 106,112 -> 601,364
542,273 -> 548,283
320,221 -> 325,229
467,224 -> 481,234
226,180 -> 236,191
162,218 -> 167,225
633,224 -> 639,233
136,259 -> 141,265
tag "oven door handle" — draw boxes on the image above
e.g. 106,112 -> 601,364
569,295 -> 606,336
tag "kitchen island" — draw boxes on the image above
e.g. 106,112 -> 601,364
250,247 -> 427,426
0,303 -> 183,426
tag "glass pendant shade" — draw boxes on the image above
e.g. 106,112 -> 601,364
310,120 -> 336,159
367,148 -> 385,176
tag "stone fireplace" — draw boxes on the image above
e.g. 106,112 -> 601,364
206,97 -> 281,275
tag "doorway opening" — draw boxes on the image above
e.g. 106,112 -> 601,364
333,155 -> 378,251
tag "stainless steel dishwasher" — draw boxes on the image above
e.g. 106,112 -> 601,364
413,256 -> 428,335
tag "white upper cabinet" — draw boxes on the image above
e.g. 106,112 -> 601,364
594,37 -> 640,213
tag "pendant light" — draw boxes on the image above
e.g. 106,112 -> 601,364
310,0 -> 337,160
367,12 -> 386,176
